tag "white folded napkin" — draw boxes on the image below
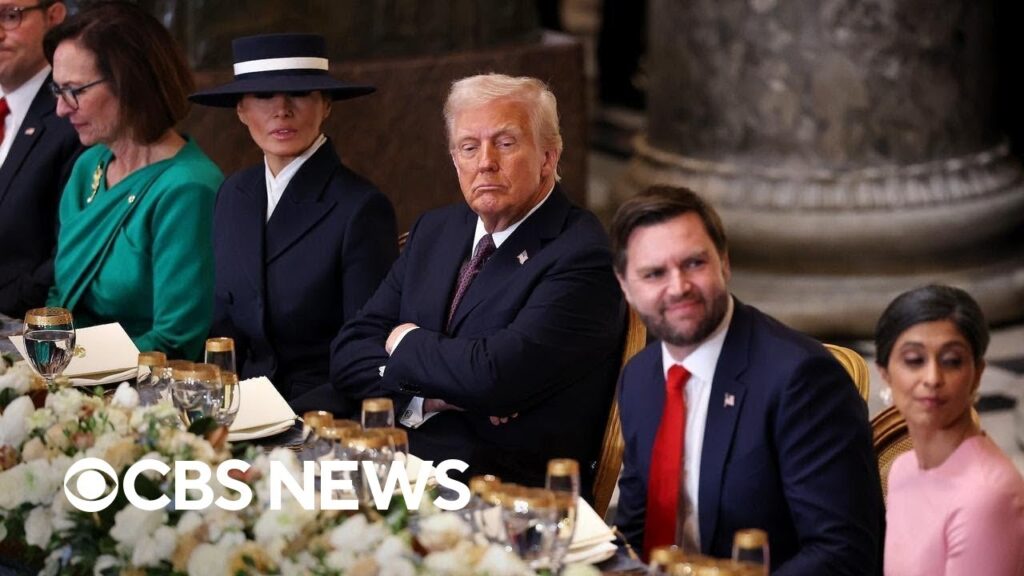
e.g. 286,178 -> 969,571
227,376 -> 297,441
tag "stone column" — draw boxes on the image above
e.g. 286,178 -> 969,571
618,0 -> 1024,336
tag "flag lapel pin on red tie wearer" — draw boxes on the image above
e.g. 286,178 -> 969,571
724,393 -> 735,407
517,250 -> 529,264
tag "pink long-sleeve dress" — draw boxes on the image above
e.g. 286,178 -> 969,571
885,434 -> 1024,576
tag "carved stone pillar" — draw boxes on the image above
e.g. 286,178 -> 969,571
618,0 -> 1024,336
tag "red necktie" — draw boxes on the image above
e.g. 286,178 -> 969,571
643,364 -> 689,558
0,97 -> 10,145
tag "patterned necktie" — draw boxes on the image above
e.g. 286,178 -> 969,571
446,233 -> 496,331
643,364 -> 690,559
0,97 -> 10,146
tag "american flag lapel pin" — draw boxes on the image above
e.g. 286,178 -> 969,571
724,393 -> 735,408
517,250 -> 529,265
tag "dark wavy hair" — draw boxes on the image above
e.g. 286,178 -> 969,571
874,284 -> 989,367
43,1 -> 193,144
610,185 -> 728,274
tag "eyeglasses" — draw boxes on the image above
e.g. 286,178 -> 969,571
49,78 -> 106,110
0,3 -> 51,31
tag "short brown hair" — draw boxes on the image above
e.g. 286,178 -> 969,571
43,1 -> 193,144
610,185 -> 728,274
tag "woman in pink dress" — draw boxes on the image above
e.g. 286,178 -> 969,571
876,285 -> 1024,576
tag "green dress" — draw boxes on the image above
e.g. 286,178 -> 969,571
48,139 -> 223,359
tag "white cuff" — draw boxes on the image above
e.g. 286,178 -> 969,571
399,396 -> 441,429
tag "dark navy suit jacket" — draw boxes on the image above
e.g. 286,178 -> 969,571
330,187 -> 624,488
211,140 -> 397,402
0,78 -> 83,316
615,299 -> 883,574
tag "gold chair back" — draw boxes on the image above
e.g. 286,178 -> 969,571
824,343 -> 871,402
592,306 -> 647,519
870,405 -> 913,502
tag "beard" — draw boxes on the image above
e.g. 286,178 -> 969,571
642,289 -> 730,349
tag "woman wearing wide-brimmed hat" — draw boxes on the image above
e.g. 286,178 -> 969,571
190,33 -> 397,410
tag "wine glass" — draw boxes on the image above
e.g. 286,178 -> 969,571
204,337 -> 235,373
499,485 -> 559,570
342,432 -> 394,504
467,474 -> 505,544
212,371 -> 241,428
732,528 -> 769,575
545,458 -> 580,573
136,351 -> 166,406
23,307 -> 76,391
361,397 -> 394,428
369,427 -> 408,458
646,545 -> 685,575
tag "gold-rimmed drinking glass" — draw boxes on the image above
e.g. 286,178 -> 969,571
361,397 -> 394,428
546,458 -> 579,573
647,545 -> 686,575
23,307 -> 75,391
342,432 -> 394,504
204,337 -> 235,374
136,351 -> 166,406
213,371 -> 241,428
368,426 -> 408,458
731,529 -> 769,576
467,474 -> 505,544
498,485 -> 559,570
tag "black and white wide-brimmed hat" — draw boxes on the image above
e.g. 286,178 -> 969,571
189,33 -> 375,107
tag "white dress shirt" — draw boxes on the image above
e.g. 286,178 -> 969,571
660,294 -> 734,551
0,66 -> 51,166
397,185 -> 555,427
263,133 -> 327,222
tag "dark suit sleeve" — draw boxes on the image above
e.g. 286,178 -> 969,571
329,215 -> 418,400
380,241 -> 622,415
613,368 -> 647,553
773,355 -> 882,576
0,132 -> 83,314
209,182 -> 250,372
340,191 -> 398,320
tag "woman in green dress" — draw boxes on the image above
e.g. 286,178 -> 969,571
43,3 -> 222,359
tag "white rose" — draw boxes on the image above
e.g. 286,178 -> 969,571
132,525 -> 177,567
474,543 -> 535,576
93,555 -> 119,576
0,458 -> 63,508
0,361 -> 34,394
423,542 -> 476,576
416,511 -> 472,552
176,510 -> 204,535
323,549 -> 357,571
110,506 -> 167,551
25,506 -> 54,548
380,557 -> 418,576
253,501 -> 316,545
329,513 -> 387,554
374,534 -> 412,565
25,408 -> 56,435
111,382 -> 140,410
44,388 -> 83,418
188,543 -> 231,576
0,395 -> 35,447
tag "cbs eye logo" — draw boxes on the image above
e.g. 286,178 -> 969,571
63,458 -> 119,512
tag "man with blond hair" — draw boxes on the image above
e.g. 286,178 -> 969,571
329,73 -> 623,488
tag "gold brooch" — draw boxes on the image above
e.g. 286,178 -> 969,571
86,161 -> 104,204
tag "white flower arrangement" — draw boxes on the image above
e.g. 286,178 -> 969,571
0,384 -> 605,575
